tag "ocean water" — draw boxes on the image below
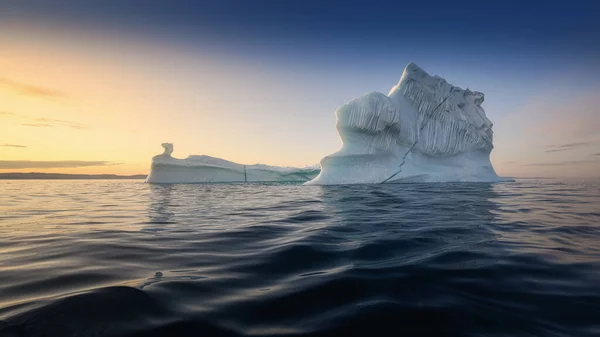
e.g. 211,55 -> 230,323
0,180 -> 599,337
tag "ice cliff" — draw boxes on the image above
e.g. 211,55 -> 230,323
146,143 -> 320,183
307,62 -> 507,185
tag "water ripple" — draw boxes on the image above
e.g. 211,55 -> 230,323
0,179 -> 599,336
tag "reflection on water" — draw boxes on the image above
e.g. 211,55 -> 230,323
147,185 -> 176,227
490,181 -> 600,264
0,179 -> 599,337
318,183 -> 502,270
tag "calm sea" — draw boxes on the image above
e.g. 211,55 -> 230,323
1,180 -> 599,337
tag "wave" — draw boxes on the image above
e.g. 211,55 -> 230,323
1,180 -> 600,336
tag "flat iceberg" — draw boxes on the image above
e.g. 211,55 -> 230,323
307,62 -> 509,185
145,143 -> 320,183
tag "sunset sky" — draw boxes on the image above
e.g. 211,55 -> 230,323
1,0 -> 599,178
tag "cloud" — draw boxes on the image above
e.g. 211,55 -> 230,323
22,123 -> 53,128
0,112 -> 88,130
546,142 -> 594,148
545,148 -> 574,153
522,159 -> 600,167
0,78 -> 64,98
33,118 -> 87,130
0,160 -> 121,169
544,141 -> 598,153
1,144 -> 27,148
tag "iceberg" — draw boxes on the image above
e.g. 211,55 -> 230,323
145,143 -> 320,183
307,62 -> 508,185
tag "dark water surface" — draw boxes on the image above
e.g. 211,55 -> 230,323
1,180 -> 599,337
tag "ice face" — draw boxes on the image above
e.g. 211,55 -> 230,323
307,62 -> 508,185
390,62 -> 494,157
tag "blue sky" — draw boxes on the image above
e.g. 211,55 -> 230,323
1,0 -> 599,177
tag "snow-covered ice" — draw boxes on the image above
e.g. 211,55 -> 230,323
145,143 -> 320,183
307,62 -> 509,185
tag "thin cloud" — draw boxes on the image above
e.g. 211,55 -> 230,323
544,141 -> 597,153
545,148 -> 573,153
0,112 -> 88,130
0,78 -> 64,98
34,118 -> 87,130
522,160 -> 600,167
1,144 -> 27,148
22,123 -> 54,128
0,160 -> 121,169
546,142 -> 593,148
557,142 -> 594,147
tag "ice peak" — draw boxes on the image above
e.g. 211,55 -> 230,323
403,62 -> 427,76
389,62 -> 437,98
396,62 -> 430,85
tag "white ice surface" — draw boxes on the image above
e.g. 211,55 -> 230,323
145,144 -> 320,183
307,62 -> 509,185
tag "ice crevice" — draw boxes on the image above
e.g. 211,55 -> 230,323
380,94 -> 452,184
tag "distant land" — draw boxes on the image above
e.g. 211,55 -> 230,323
0,172 -> 147,180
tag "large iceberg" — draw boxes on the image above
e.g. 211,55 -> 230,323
146,143 -> 320,183
307,62 -> 508,185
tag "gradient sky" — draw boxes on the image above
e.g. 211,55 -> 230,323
1,0 -> 599,178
